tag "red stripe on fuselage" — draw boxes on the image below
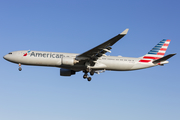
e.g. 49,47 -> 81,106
143,56 -> 161,59
139,60 -> 151,63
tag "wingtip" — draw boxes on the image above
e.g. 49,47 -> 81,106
120,28 -> 129,35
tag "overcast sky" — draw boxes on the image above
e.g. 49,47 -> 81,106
0,0 -> 179,120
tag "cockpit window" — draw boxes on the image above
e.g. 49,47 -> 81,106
8,52 -> 12,54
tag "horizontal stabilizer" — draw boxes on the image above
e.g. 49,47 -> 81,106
153,53 -> 176,64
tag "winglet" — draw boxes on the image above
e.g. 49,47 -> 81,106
120,28 -> 129,35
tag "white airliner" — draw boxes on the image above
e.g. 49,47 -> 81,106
3,29 -> 176,81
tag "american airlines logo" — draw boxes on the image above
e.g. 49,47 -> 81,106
23,50 -> 31,56
30,52 -> 64,58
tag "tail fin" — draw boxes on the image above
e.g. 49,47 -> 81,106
139,39 -> 171,63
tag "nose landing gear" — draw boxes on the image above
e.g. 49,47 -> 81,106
18,63 -> 22,71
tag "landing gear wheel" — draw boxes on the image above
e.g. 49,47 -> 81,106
83,74 -> 88,79
18,67 -> 22,71
87,77 -> 91,81
90,71 -> 94,76
18,63 -> 22,71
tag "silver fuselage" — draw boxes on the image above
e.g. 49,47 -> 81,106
3,50 -> 159,71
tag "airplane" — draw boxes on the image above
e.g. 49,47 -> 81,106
3,29 -> 176,81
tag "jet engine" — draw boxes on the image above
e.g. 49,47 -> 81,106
60,68 -> 76,76
61,57 -> 79,66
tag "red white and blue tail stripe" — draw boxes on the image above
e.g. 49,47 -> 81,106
139,39 -> 171,63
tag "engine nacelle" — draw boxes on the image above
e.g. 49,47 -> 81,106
61,57 -> 79,66
60,68 -> 76,76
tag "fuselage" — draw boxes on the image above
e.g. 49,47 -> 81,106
3,50 -> 158,71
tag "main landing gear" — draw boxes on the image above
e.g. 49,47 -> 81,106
83,69 -> 94,82
83,73 -> 92,81
18,63 -> 22,71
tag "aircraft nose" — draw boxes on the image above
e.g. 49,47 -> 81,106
3,52 -> 16,63
3,55 -> 7,60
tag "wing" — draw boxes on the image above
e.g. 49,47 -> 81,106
76,28 -> 129,61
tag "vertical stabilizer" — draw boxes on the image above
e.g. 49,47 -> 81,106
139,39 -> 171,63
